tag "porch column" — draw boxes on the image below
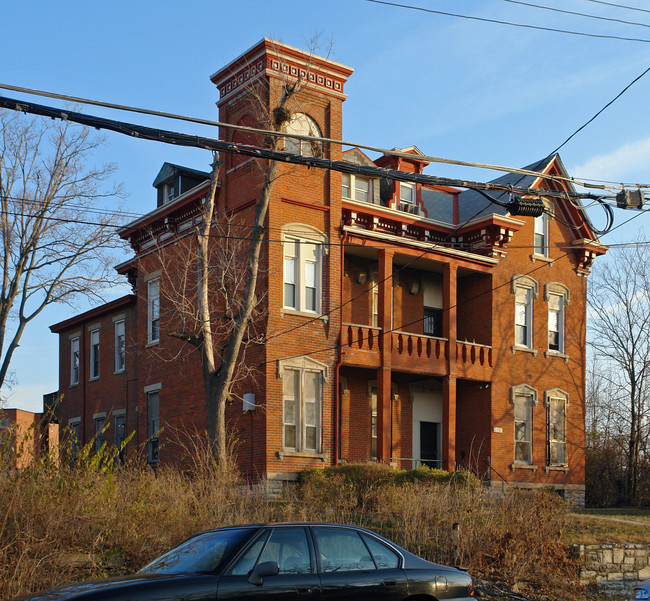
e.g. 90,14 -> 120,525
443,263 -> 458,471
377,248 -> 394,464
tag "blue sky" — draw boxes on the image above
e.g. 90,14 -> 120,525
3,0 -> 650,411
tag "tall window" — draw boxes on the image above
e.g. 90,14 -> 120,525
514,287 -> 533,348
70,337 -> 80,385
547,391 -> 568,466
115,414 -> 126,463
534,212 -> 549,256
284,113 -> 322,157
69,420 -> 80,463
371,272 -> 379,328
283,238 -> 322,313
94,416 -> 105,452
147,390 -> 160,463
283,368 -> 322,453
514,393 -> 533,464
342,174 -> 371,203
90,329 -> 100,379
114,320 -> 125,372
548,293 -> 564,352
148,279 -> 160,344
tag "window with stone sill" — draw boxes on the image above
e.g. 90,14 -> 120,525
511,275 -> 538,350
546,389 -> 569,467
511,384 -> 537,465
70,336 -> 80,386
282,224 -> 327,315
279,356 -> 328,454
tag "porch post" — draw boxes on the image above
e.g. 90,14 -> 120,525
377,248 -> 394,464
443,263 -> 458,471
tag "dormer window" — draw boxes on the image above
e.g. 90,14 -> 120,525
399,182 -> 420,214
164,181 -> 176,204
342,174 -> 371,203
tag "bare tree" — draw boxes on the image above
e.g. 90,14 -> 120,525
0,110 -> 124,395
587,241 -> 650,504
148,69 -> 310,465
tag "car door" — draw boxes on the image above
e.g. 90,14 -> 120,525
312,526 -> 407,601
217,526 -> 320,601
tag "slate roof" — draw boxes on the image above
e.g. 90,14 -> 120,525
152,162 -> 211,188
457,156 -> 556,223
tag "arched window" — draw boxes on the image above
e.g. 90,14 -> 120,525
284,113 -> 322,157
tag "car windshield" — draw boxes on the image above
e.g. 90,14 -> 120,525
139,528 -> 253,574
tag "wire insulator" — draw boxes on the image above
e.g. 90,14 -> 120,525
507,197 -> 545,217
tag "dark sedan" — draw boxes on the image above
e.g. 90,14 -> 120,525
14,523 -> 474,600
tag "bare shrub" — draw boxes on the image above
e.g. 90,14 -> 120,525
1,442 -> 573,599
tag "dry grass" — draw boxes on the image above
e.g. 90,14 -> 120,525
565,509 -> 650,544
0,436 -> 578,600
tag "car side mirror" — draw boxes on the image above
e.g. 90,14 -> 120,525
248,561 -> 279,586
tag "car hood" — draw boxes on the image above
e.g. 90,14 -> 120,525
11,573 -> 196,601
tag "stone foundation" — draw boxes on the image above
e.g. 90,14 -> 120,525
573,543 -> 650,595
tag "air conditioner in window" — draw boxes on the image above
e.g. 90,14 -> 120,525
400,202 -> 421,216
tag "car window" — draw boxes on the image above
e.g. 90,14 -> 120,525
229,533 -> 269,576
256,527 -> 312,574
139,529 -> 252,574
312,527 -> 376,572
361,534 -> 400,569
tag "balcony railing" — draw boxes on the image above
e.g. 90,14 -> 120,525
342,323 -> 493,378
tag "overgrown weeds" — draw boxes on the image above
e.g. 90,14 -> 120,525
0,431 -> 574,600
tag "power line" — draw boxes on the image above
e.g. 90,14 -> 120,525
550,63 -> 650,154
0,94 -> 598,204
580,0 -> 650,15
362,0 -> 650,42
500,0 -> 650,28
0,83 -> 636,190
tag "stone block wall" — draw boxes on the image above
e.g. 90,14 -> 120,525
573,543 -> 650,595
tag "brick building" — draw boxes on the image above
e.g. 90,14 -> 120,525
0,407 -> 59,468
50,39 -> 606,503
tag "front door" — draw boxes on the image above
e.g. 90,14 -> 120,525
420,421 -> 439,468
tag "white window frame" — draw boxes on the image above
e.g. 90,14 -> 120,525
282,224 -> 327,315
545,283 -> 570,356
114,319 -> 125,373
278,356 -> 328,454
511,275 -> 538,351
545,389 -> 568,467
70,336 -> 80,386
511,384 -> 537,466
547,293 -> 564,353
342,173 -> 372,203
147,279 -> 160,344
534,212 -> 549,257
89,329 -> 100,380
371,272 -> 379,328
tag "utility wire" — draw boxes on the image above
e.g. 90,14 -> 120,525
500,0 -> 650,28
550,63 -> 650,154
580,0 -> 650,15
0,95 -> 597,203
0,83 -> 637,190
363,0 -> 650,42
267,193 -> 648,366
